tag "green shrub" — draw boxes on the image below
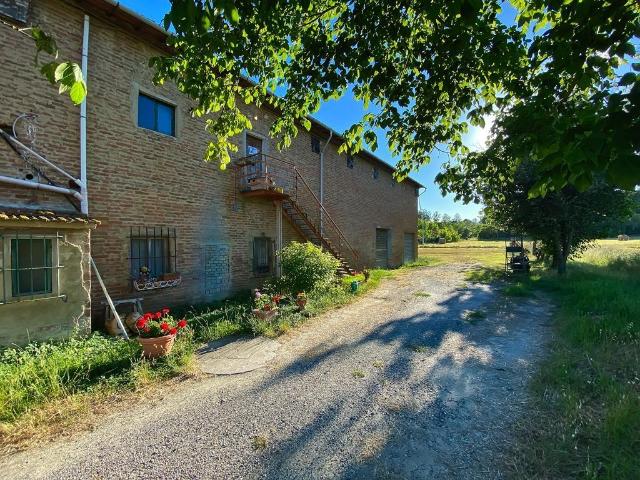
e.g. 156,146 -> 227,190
278,242 -> 339,294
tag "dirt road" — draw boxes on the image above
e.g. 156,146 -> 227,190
0,264 -> 551,479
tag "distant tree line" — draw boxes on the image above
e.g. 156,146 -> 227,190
609,191 -> 640,237
417,211 -> 507,243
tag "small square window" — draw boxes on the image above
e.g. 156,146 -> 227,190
137,93 -> 175,136
253,237 -> 273,275
372,167 -> 379,180
346,155 -> 354,169
311,137 -> 321,154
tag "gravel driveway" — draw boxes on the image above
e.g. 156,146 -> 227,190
0,264 -> 551,480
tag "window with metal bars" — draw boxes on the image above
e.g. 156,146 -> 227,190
129,227 -> 177,280
1,233 -> 62,303
253,237 -> 273,276
346,155 -> 354,169
311,136 -> 321,154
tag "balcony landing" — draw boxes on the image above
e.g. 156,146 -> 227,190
240,188 -> 289,200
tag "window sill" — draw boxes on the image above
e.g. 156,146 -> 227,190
133,275 -> 182,291
0,294 -> 67,305
137,126 -> 177,140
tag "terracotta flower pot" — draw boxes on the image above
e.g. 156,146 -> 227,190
252,308 -> 278,321
138,334 -> 175,359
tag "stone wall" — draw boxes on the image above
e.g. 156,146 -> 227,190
0,224 -> 92,346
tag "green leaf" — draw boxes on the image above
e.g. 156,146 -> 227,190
363,130 -> 378,150
620,72 -> 637,86
224,1 -> 240,24
300,118 -> 311,131
52,62 -> 86,104
69,81 -> 87,105
31,26 -> 58,65
40,61 -> 58,84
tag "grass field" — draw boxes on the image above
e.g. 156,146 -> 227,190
421,238 -> 640,478
419,238 -> 640,269
418,239 -> 533,268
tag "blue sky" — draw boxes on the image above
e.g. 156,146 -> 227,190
119,0 -> 506,219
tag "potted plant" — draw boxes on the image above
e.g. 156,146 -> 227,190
138,265 -> 150,282
295,292 -> 307,309
135,308 -> 188,358
252,290 -> 278,321
363,269 -> 370,282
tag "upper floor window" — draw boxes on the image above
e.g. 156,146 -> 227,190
372,167 -> 379,180
138,93 -> 175,136
346,155 -> 354,169
246,134 -> 263,157
311,136 -> 321,154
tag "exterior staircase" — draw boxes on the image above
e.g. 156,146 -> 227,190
234,153 -> 358,276
281,198 -> 356,276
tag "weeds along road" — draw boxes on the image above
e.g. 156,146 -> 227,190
1,264 -> 551,480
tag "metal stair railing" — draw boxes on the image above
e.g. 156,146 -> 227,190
234,153 -> 358,267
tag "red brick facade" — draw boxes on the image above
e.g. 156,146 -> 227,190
0,0 -> 419,328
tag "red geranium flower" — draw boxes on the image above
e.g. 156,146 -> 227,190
135,317 -> 147,329
161,308 -> 170,315
160,321 -> 170,332
272,294 -> 282,304
155,312 -> 162,319
177,319 -> 187,329
143,326 -> 151,333
169,327 -> 177,336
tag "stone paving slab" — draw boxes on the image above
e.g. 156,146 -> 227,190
198,335 -> 281,375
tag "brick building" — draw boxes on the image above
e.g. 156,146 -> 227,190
0,0 -> 421,343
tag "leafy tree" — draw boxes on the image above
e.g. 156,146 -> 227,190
612,190 -> 640,235
439,136 -> 634,273
153,0 -> 638,190
155,0 -> 526,169
417,210 -> 479,243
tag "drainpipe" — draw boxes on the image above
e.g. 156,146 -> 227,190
0,175 -> 83,201
80,15 -> 90,215
319,130 -> 333,237
275,201 -> 283,277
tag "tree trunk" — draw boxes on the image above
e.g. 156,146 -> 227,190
552,238 -> 562,271
557,253 -> 568,274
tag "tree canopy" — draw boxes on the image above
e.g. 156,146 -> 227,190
437,111 -> 635,273
153,0 -> 639,191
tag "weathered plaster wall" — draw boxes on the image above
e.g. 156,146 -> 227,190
0,226 -> 92,346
